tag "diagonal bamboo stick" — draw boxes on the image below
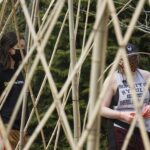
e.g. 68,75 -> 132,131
54,123 -> 61,150
23,9 -> 68,142
123,0 -> 146,43
11,0 -> 76,149
9,1 -> 47,148
58,0 -> 107,99
0,0 -> 66,138
42,0 -> 56,22
107,0 -> 132,26
0,117 -> 12,150
121,49 -> 150,150
0,0 -> 7,30
77,50 -> 123,149
107,0 -> 123,45
81,0 -> 91,52
20,0 -> 108,147
25,0 -> 47,149
0,0 -> 20,38
101,2 -> 149,148
74,0 -> 81,38
11,0 -> 28,149
0,0 -> 67,110
0,0 -> 148,149
122,78 -> 150,150
46,87 -> 72,149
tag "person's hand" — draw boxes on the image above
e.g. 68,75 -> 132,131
142,105 -> 150,118
120,111 -> 135,123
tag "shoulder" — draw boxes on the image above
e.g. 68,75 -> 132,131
103,72 -> 118,93
104,72 -> 116,84
138,69 -> 150,80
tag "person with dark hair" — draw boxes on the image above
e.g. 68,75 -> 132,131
0,31 -> 28,149
101,43 -> 150,150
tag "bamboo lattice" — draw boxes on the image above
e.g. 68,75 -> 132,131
0,0 -> 149,150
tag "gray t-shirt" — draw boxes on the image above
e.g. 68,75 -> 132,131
113,69 -> 150,132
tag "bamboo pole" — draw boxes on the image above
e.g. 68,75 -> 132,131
75,0 -> 91,135
24,1 -> 54,149
11,0 -> 42,149
0,0 -> 20,38
37,0 -> 60,41
76,1 -> 92,133
53,89 -> 72,150
107,0 -> 132,26
9,1 -> 76,149
74,0 -> 81,38
0,42 -> 43,150
24,102 -> 56,150
8,1 -> 27,149
82,62 -> 113,132
78,48 -> 150,149
23,9 -> 68,137
0,118 -> 12,150
46,122 -> 59,150
0,0 -> 86,111
104,1 -> 147,145
122,79 -> 150,150
0,0 -> 20,109
116,0 -> 148,148
16,0 -> 101,146
24,0 -> 34,48
123,0 -> 146,43
0,0 -> 66,109
20,93 -> 28,149
10,0 -> 28,148
0,1 -> 105,149
77,51 -> 122,149
121,50 -> 150,150
22,5 -> 67,149
87,1 -> 108,149
68,0 -> 81,144
15,86 -> 47,150
0,0 -> 66,133
107,0 -> 123,45
54,123 -> 61,150
42,0 -> 56,23
0,0 -> 7,30
0,0 -> 148,149
58,0 -> 107,99
24,1 -> 47,149
46,87 -> 71,149
12,1 -> 46,149
97,5 -> 109,149
81,0 -> 91,52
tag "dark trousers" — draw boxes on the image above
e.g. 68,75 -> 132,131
111,126 -> 147,150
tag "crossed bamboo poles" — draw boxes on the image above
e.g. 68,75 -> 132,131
0,0 -> 149,150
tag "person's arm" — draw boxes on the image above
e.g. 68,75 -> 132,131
141,70 -> 150,118
100,75 -> 134,123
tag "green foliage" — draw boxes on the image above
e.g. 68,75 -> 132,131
1,0 -> 149,149
24,0 -> 150,148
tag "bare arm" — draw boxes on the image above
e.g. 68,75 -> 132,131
140,69 -> 150,117
100,75 -> 134,123
139,69 -> 150,85
145,70 -> 150,89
